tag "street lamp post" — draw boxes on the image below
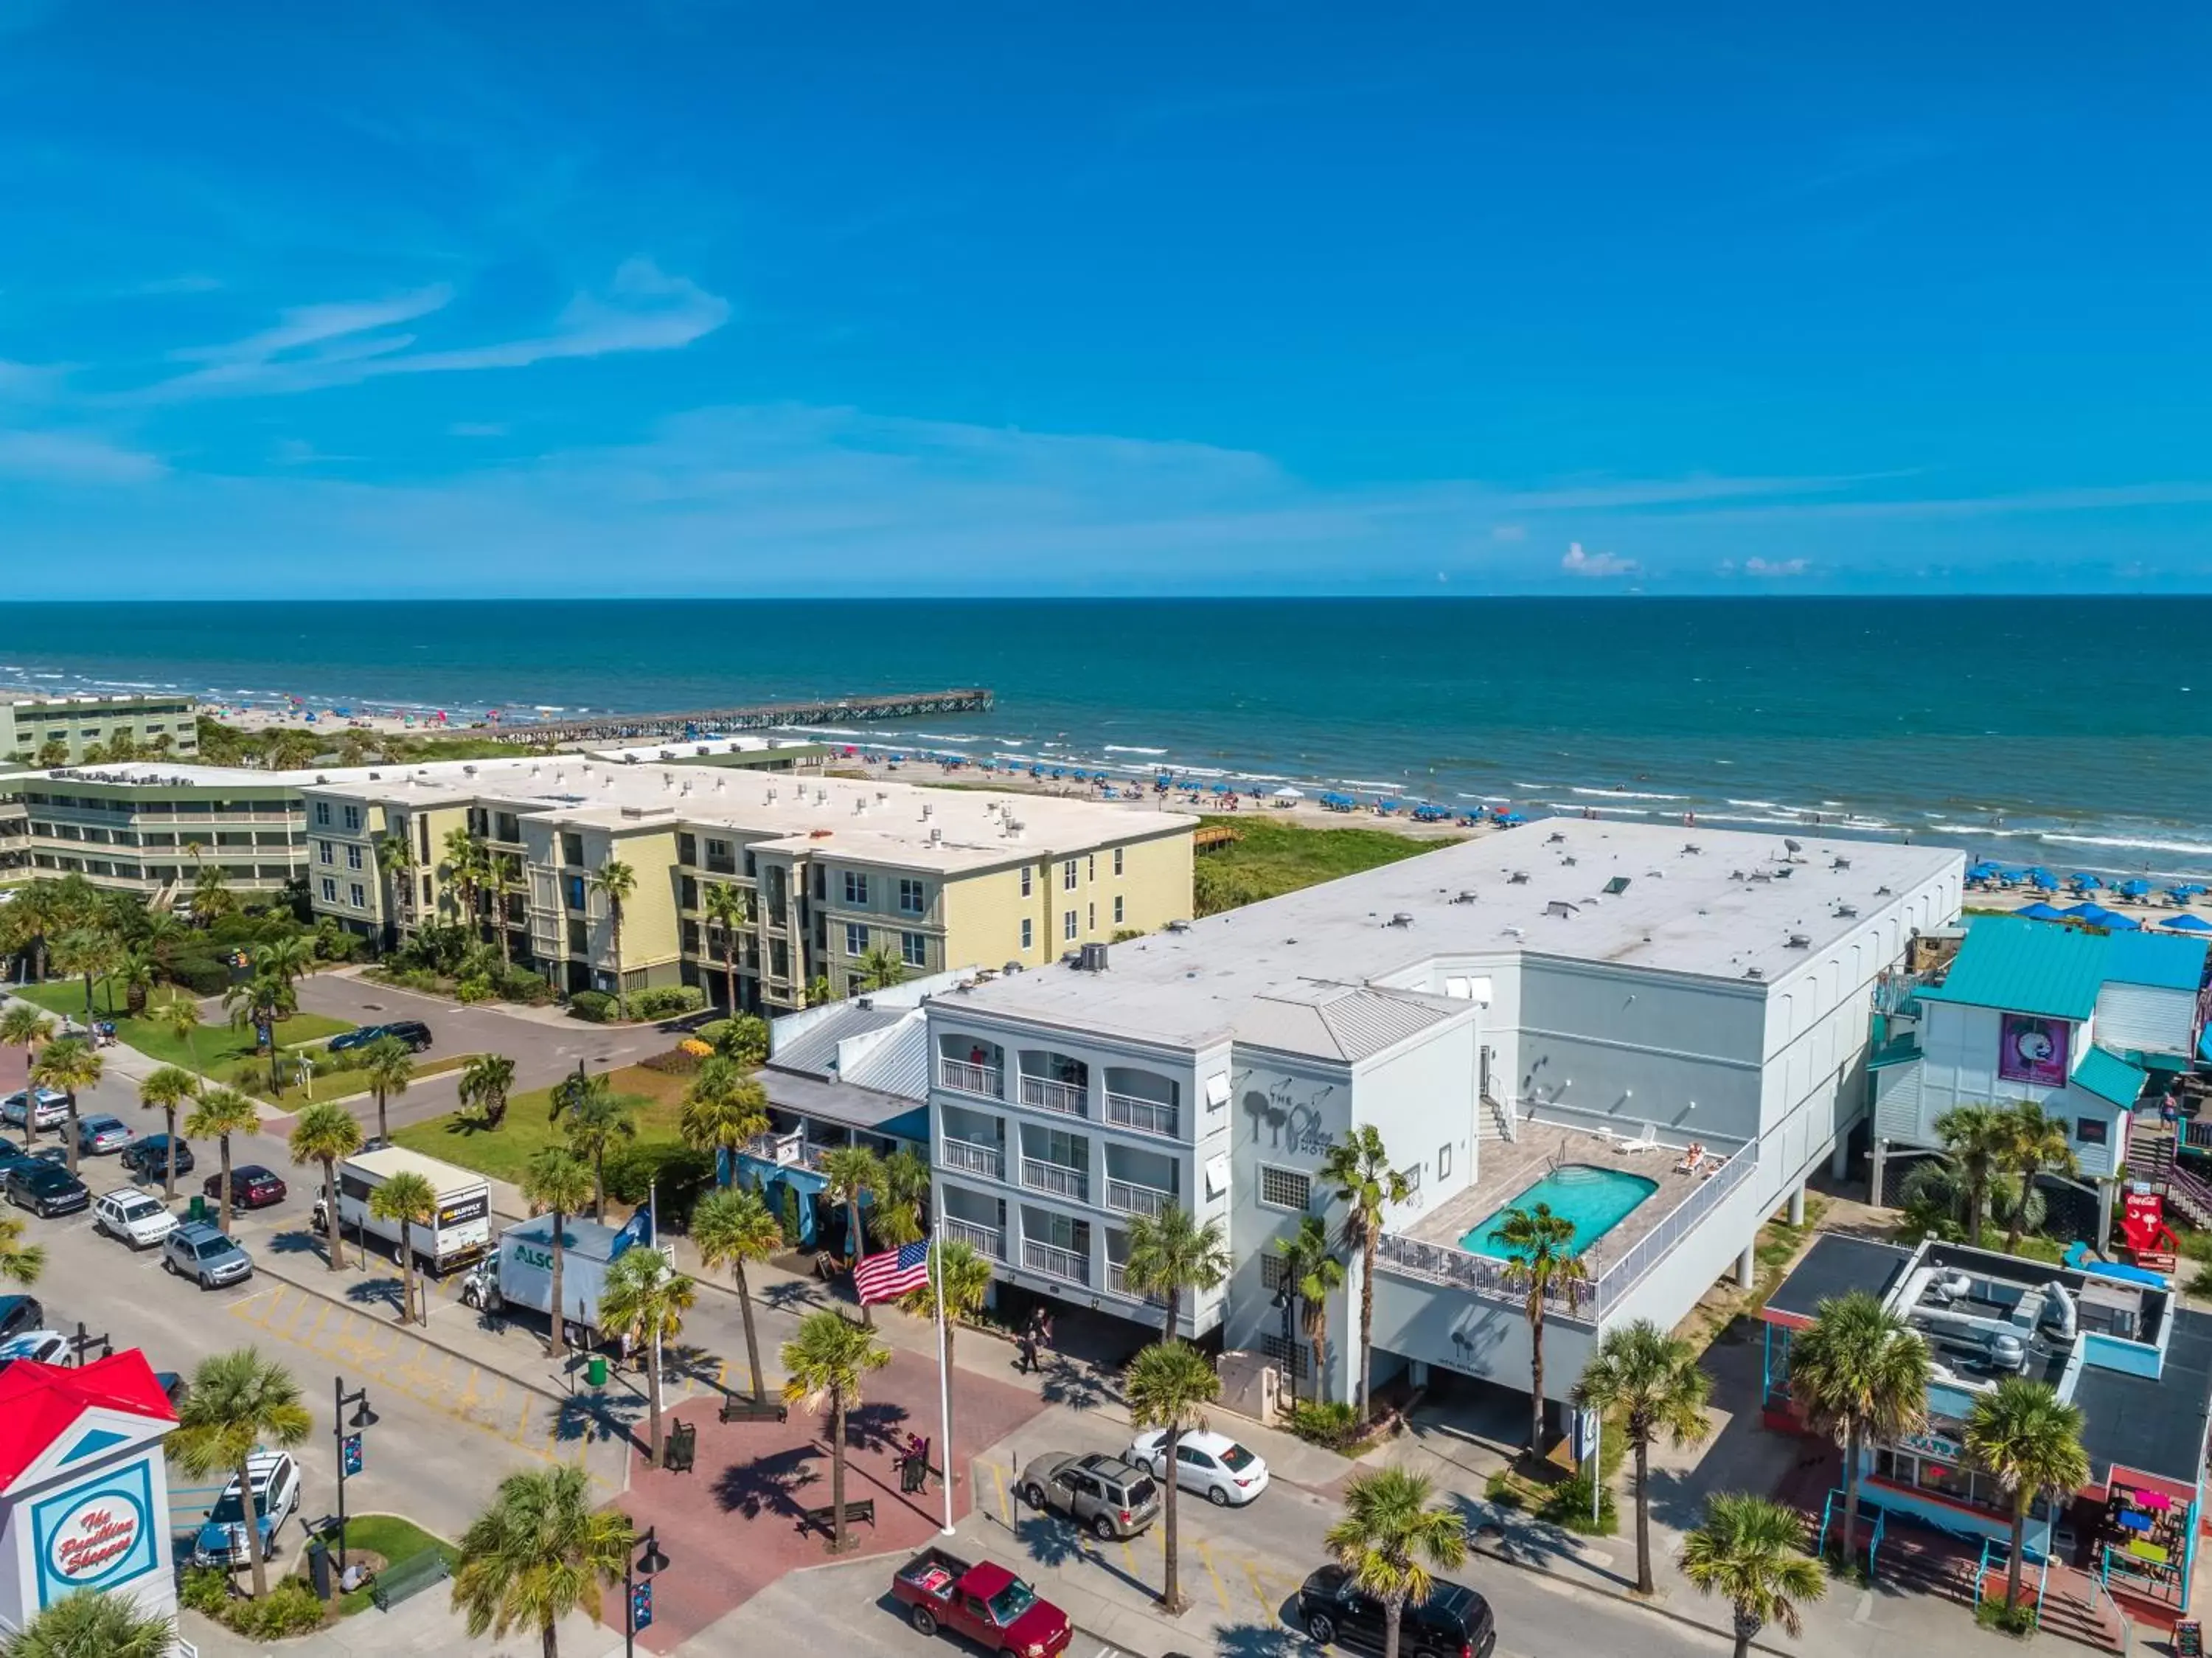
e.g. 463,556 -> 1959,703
332,1378 -> 378,1573
1272,1287 -> 1296,1409
624,1525 -> 669,1658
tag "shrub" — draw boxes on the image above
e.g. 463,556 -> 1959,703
1542,1470 -> 1618,1536
1287,1399 -> 1364,1451
630,984 -> 707,1019
179,1566 -> 232,1615
713,1013 -> 770,1066
778,1179 -> 803,1246
372,965 -> 445,994
167,955 -> 232,996
455,974 -> 497,1004
226,1576 -> 327,1637
1483,1468 -> 1526,1510
603,1143 -> 716,1217
639,1047 -> 703,1077
496,965 -> 552,1005
567,990 -> 616,1023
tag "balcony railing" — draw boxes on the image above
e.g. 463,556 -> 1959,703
1020,1159 -> 1090,1202
1020,1075 -> 1089,1117
1024,1240 -> 1089,1285
939,1139 -> 1004,1181
1104,1092 -> 1179,1137
1105,1177 -> 1174,1218
1107,1262 -> 1132,1295
939,1059 -> 1003,1099
945,1218 -> 1004,1260
738,1129 -> 824,1171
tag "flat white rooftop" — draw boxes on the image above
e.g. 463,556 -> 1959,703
948,819 -> 1963,1052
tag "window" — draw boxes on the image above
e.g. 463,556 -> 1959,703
349,883 -> 366,909
677,833 -> 697,866
319,878 -> 337,903
1259,1332 -> 1310,1379
899,878 -> 927,914
704,838 -> 734,875
560,832 -> 585,867
902,931 -> 928,968
2077,1117 -> 2110,1146
1399,1164 -> 1422,1196
845,922 -> 869,956
1062,859 -> 1078,891
1259,1166 -> 1311,1212
565,874 -> 587,912
1020,867 -> 1032,898
1260,1253 -> 1288,1291
1439,1143 -> 1453,1179
316,840 -> 333,864
844,870 -> 869,905
345,844 -> 363,870
1020,918 -> 1034,950
1088,853 -> 1095,880
679,875 -> 698,911
1088,903 -> 1096,932
313,801 -> 330,827
1113,895 -> 1125,925
342,805 -> 361,831
1063,909 -> 1078,941
1114,847 -> 1124,876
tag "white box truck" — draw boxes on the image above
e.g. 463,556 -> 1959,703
459,1212 -> 655,1346
312,1145 -> 493,1275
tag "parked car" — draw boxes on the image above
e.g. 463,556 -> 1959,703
1128,1427 -> 1271,1507
0,1089 -> 68,1131
0,1296 -> 44,1342
1298,1565 -> 1497,1658
122,1135 -> 195,1182
0,1330 -> 72,1370
94,1187 -> 178,1249
192,1451 -> 302,1568
27,1147 -> 69,1168
1018,1452 -> 1161,1540
891,1547 -> 1074,1657
75,1114 -> 135,1155
162,1222 -> 254,1289
329,1020 -> 432,1054
4,1163 -> 89,1218
204,1166 -> 287,1210
154,1370 -> 189,1410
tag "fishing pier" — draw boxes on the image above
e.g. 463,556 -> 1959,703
494,687 -> 993,746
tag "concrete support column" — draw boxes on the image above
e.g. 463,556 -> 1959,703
1787,1184 -> 1807,1227
2096,1178 -> 2118,1252
1870,1137 -> 1888,1207
1736,1242 -> 1757,1289
1831,1131 -> 1851,1180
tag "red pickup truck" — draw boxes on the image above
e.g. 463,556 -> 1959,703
892,1547 -> 1074,1658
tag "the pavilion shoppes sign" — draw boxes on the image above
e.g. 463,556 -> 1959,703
31,1462 -> 157,1598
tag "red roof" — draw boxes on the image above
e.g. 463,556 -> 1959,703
0,1351 -> 177,1490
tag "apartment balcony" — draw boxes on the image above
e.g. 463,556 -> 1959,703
939,1058 -> 1003,1100
1020,1159 -> 1090,1203
738,1129 -> 827,1172
945,1217 -> 1005,1260
1020,1075 -> 1088,1117
1105,1177 -> 1174,1219
939,1139 -> 1005,1182
1023,1241 -> 1090,1286
1104,1092 -> 1179,1138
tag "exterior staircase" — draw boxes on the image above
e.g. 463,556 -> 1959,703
2129,1120 -> 2212,1229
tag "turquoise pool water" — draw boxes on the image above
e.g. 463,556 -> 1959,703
1463,1165 -> 1660,1258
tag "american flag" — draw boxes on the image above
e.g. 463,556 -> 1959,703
855,1240 -> 933,1305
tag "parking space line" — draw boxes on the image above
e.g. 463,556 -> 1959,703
299,1301 -> 333,1353
991,1462 -> 1010,1525
1194,1540 -> 1231,1613
1242,1560 -> 1278,1620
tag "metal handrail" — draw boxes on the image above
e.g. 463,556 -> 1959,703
1019,1075 -> 1089,1117
944,1218 -> 1004,1260
1023,1240 -> 1089,1283
1020,1158 -> 1089,1201
938,1058 -> 1003,1098
1105,1177 -> 1174,1218
1104,1091 -> 1179,1137
939,1139 -> 1004,1180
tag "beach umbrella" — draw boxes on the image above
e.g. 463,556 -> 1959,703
2164,914 -> 2212,933
2015,902 -> 2066,921
2104,913 -> 2143,931
2067,872 -> 2102,889
2028,872 -> 2058,892
2120,878 -> 2153,899
1273,786 -> 1304,800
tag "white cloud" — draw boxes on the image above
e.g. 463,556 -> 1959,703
0,430 -> 164,484
1559,541 -> 1638,578
1745,556 -> 1810,577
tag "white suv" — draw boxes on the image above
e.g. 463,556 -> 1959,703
192,1451 -> 302,1568
94,1187 -> 178,1250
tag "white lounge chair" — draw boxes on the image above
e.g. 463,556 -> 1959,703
1615,1123 -> 1659,1154
1673,1141 -> 1708,1174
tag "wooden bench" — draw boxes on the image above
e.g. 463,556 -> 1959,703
662,1420 -> 698,1473
369,1550 -> 451,1611
719,1392 -> 789,1424
800,1498 -> 875,1536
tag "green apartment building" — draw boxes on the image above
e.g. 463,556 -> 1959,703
1,694 -> 199,766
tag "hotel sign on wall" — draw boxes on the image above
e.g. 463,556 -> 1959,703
30,1461 -> 157,1601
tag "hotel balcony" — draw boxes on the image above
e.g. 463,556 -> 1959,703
1105,1176 -> 1174,1219
1020,1158 -> 1090,1203
945,1217 -> 1005,1260
1023,1239 -> 1090,1286
939,1058 -> 1003,1099
939,1137 -> 1005,1182
1104,1091 -> 1178,1137
1019,1075 -> 1088,1117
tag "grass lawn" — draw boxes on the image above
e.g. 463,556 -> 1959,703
7,978 -> 354,1076
310,1513 -> 457,1617
393,1063 -> 687,1185
1192,814 -> 1455,915
260,1050 -> 473,1111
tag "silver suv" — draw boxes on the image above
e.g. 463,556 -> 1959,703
162,1222 -> 253,1289
1020,1451 -> 1161,1540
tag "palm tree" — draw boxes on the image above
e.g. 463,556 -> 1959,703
1573,1318 -> 1714,1594
818,1145 -> 884,1322
288,1101 -> 364,1272
252,934 -> 315,996
136,1064 -> 201,1201
1681,1494 -> 1827,1658
1965,1378 -> 2088,1614
185,1087 -> 259,1238
1321,1124 -> 1411,1421
375,831 -> 416,925
0,1586 -> 175,1657
170,1347 -> 312,1601
0,1204 -> 42,1286
114,948 -> 158,1020
702,882 -> 750,1014
442,828 -> 490,942
459,1052 -> 518,1128
1787,1290 -> 1930,1565
1125,1339 -> 1222,1614
781,1308 -> 890,1555
678,1056 -> 768,1180
552,1072 -> 633,1218
190,864 -> 236,924
693,1184 -> 784,1404
1,880 -> 62,982
451,1463 -> 632,1658
1999,1103 -> 2079,1256
587,859 -> 637,1019
0,1006 -> 50,1095
369,1170 -> 437,1325
159,996 -> 202,1070
1323,1467 -> 1469,1658
1486,1202 -> 1590,1455
1933,1103 -> 2010,1248
875,1145 -> 932,1246
521,1148 -> 596,1359
221,969 -> 295,1094
1273,1215 -> 1345,1406
50,925 -> 119,1024
855,943 -> 907,992
359,1035 -> 415,1144
1124,1203 -> 1230,1343
898,1238 -> 994,1488
29,1036 -> 101,1176
599,1246 -> 698,1467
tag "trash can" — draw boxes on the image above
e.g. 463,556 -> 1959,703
188,1196 -> 209,1225
586,1354 -> 608,1389
307,1540 -> 333,1601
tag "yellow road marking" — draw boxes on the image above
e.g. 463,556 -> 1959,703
249,1287 -> 292,1329
991,1462 -> 1010,1525
301,1301 -> 333,1353
1195,1540 -> 1231,1613
1121,1539 -> 1138,1577
1243,1559 -> 1276,1619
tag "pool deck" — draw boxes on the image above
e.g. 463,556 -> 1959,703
1405,1120 -> 1715,1272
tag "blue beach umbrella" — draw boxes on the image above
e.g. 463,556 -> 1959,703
2067,872 -> 2102,889
2028,872 -> 2058,892
2015,902 -> 2066,921
2120,878 -> 2154,899
2164,913 -> 2212,933
2103,912 -> 2143,931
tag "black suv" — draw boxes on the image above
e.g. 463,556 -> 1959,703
4,1163 -> 90,1218
122,1135 -> 195,1182
0,1296 -> 43,1342
1298,1565 -> 1496,1658
330,1019 -> 433,1054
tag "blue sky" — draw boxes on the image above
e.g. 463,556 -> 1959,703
3,0 -> 2208,595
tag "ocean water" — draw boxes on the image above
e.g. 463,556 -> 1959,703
3,597 -> 2208,878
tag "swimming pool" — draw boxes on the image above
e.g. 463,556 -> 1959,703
1461,1165 -> 1660,1259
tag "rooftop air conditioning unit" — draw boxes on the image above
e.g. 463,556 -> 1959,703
1079,942 -> 1110,972
1745,967 -> 1766,981
1835,904 -> 1859,919
1545,901 -> 1577,919
1507,871 -> 1530,885
1166,919 -> 1192,933
1388,912 -> 1414,928
929,828 -> 943,846
1683,843 -> 1703,855
1451,890 -> 1478,904
1787,933 -> 1811,948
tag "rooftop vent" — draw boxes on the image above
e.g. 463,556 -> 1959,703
1451,890 -> 1478,905
1387,912 -> 1416,928
1545,900 -> 1578,919
1507,870 -> 1530,885
1562,855 -> 1578,867
1004,960 -> 1023,974
1745,966 -> 1766,981
856,996 -> 874,1011
1835,904 -> 1859,919
1546,831 -> 1566,845
929,828 -> 943,846
922,802 -> 934,819
1787,933 -> 1812,948
1876,886 -> 1894,897
1774,865 -> 1793,879
765,788 -> 778,803
1166,919 -> 1192,933
464,764 -> 478,776
1503,925 -> 1526,940
1831,856 -> 1852,871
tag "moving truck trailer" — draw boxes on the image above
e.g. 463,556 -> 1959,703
312,1145 -> 492,1274
460,1211 -> 656,1345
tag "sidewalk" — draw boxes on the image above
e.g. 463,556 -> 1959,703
180,1591 -> 619,1658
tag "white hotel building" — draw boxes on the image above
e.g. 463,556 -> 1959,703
925,819 -> 1963,1422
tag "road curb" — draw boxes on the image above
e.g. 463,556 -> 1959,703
1470,1537 -> 1795,1658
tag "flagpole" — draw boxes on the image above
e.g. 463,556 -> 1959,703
933,1235 -> 956,1537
